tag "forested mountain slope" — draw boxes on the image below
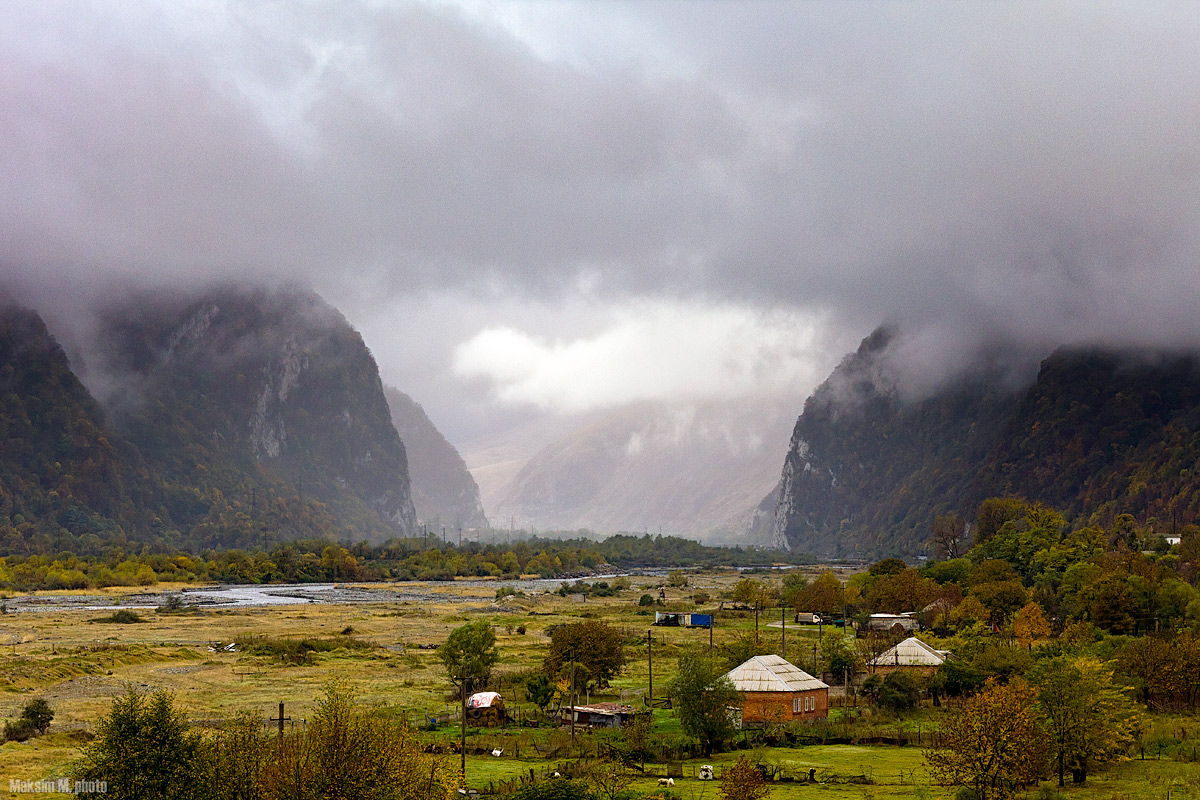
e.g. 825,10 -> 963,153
0,287 -> 418,554
768,330 -> 1200,558
0,301 -> 127,549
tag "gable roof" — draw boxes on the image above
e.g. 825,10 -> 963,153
867,637 -> 949,667
724,654 -> 828,692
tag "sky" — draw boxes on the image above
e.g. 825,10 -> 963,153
4,1 -> 1200,443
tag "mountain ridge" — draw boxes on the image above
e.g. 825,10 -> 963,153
768,329 -> 1200,557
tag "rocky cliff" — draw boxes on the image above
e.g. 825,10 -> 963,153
93,286 -> 418,546
384,387 -> 488,531
767,328 -> 1200,557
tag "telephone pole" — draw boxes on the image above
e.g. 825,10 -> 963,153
781,603 -> 787,660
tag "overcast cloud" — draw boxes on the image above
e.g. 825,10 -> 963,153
3,1 -> 1200,440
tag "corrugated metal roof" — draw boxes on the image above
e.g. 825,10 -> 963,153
867,637 -> 948,667
724,654 -> 828,692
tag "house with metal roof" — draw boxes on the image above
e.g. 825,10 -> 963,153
867,636 -> 950,676
723,654 -> 829,726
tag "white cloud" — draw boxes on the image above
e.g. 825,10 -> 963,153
452,301 -> 838,412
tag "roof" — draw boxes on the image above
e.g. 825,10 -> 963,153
868,637 -> 949,667
467,691 -> 502,709
566,703 -> 636,716
724,654 -> 828,693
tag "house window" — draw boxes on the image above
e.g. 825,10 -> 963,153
793,697 -> 802,713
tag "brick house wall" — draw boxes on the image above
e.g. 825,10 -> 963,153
740,688 -> 829,724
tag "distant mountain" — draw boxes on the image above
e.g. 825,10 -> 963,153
384,387 -> 487,531
479,400 -> 793,541
767,328 -> 1200,557
0,286 -> 418,554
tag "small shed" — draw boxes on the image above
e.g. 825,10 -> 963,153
867,637 -> 949,676
565,702 -> 638,729
723,654 -> 829,726
466,691 -> 508,726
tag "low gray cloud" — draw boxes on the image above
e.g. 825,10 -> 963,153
4,1 -> 1200,426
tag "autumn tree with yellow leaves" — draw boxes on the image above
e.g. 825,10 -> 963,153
1031,656 -> 1142,786
926,679 -> 1045,800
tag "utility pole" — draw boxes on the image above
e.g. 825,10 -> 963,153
647,630 -> 653,715
709,619 -> 713,653
458,526 -> 462,548
460,678 -> 468,786
570,648 -> 577,742
754,602 -> 760,644
781,603 -> 786,661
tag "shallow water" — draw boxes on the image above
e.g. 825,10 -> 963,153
4,573 -> 639,613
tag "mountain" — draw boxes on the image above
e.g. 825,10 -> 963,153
0,286 -> 419,553
767,329 -> 1200,558
94,286 -> 418,546
479,400 -> 794,541
0,300 -> 128,541
384,387 -> 488,531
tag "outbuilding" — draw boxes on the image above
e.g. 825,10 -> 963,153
723,654 -> 829,726
867,637 -> 949,676
564,702 -> 638,729
466,692 -> 508,726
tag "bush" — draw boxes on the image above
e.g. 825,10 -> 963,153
4,719 -> 36,742
157,593 -> 188,613
639,594 -> 655,607
89,609 -> 145,624
260,683 -> 458,800
240,634 -> 372,665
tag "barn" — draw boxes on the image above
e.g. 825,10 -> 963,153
723,654 -> 829,726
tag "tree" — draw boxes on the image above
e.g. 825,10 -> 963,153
718,631 -> 776,671
545,621 -> 626,690
671,652 -> 741,756
926,678 -> 1045,800
526,672 -> 556,720
931,513 -> 967,560
819,635 -> 858,685
439,620 -> 499,695
260,683 -> 459,800
719,755 -> 769,800
863,671 -> 920,712
72,689 -> 210,800
1031,656 -> 1142,786
3,698 -> 53,742
1013,602 -> 1051,649
211,711 -> 269,800
584,757 -> 636,800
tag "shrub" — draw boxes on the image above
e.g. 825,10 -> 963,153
260,683 -> 458,800
89,609 -> 145,624
639,594 -> 655,607
157,593 -> 188,613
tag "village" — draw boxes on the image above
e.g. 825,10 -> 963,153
5,558 -> 1196,800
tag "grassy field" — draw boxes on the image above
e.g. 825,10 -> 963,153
0,569 -> 1193,799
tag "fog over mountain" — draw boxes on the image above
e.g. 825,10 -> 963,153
5,3 -> 1200,539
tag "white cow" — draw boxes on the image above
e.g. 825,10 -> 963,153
698,765 -> 714,781
657,778 -> 675,786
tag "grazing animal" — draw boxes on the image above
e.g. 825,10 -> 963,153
491,748 -> 503,757
698,765 -> 714,780
657,778 -> 675,786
